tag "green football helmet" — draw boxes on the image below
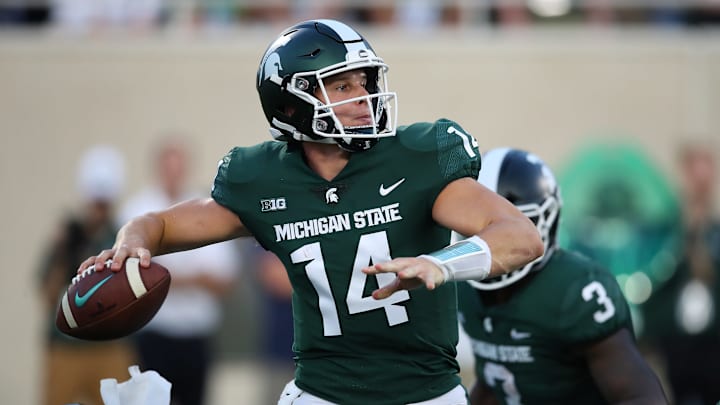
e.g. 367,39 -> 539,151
256,19 -> 398,152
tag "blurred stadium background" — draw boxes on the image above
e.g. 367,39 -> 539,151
1,0 -> 719,403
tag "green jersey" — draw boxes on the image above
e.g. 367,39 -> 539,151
212,119 -> 480,404
457,249 -> 633,405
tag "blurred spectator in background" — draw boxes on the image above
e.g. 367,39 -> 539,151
7,0 -> 720,31
289,0 -> 344,23
0,0 -> 50,26
51,0 -> 167,34
642,140 -> 720,405
118,134 -> 240,405
394,0 -> 441,29
685,1 -> 720,27
584,0 -> 616,25
253,247 -> 295,405
37,145 -> 135,405
492,0 -> 532,26
239,0 -> 291,26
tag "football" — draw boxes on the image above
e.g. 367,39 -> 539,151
55,258 -> 171,341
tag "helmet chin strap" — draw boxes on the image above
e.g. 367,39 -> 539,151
343,125 -> 377,135
271,118 -> 336,144
271,117 -> 380,152
301,135 -> 337,144
336,137 -> 378,153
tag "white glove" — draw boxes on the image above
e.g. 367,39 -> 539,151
100,365 -> 171,405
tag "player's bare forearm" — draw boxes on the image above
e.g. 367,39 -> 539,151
475,216 -> 543,278
469,381 -> 500,405
113,214 -> 166,264
78,198 -> 248,273
433,177 -> 544,278
587,328 -> 668,404
149,198 -> 248,255
364,178 -> 543,299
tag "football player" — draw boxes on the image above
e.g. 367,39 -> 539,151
457,148 -> 667,405
79,20 -> 543,405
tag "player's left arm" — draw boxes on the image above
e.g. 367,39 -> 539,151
364,120 -> 542,299
432,177 -> 544,277
584,328 -> 668,404
365,177 -> 543,299
468,378 -> 501,405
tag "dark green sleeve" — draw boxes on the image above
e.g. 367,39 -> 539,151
433,118 -> 481,182
210,147 -> 237,213
211,145 -> 271,217
399,118 -> 481,183
559,264 -> 633,343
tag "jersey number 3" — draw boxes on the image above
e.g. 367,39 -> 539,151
290,231 -> 410,336
581,281 -> 616,323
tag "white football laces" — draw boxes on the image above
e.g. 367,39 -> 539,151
71,259 -> 114,285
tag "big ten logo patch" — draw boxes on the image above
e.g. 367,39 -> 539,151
261,197 -> 287,212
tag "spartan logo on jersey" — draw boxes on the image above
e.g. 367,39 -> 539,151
325,188 -> 339,204
312,184 -> 347,204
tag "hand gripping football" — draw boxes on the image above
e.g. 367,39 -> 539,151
56,258 -> 171,340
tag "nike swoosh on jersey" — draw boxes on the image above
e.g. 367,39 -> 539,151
379,178 -> 406,196
74,274 -> 113,308
510,328 -> 532,340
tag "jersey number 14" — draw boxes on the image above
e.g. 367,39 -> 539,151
290,231 -> 410,336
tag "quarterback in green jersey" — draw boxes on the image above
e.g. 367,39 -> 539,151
457,148 -> 667,405
78,21 -> 543,405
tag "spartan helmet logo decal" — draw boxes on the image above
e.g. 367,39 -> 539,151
325,187 -> 339,204
259,52 -> 283,86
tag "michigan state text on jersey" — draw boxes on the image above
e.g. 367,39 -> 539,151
213,119 -> 479,404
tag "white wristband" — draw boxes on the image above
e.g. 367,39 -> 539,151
419,236 -> 492,283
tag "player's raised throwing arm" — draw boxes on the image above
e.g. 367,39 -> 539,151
365,176 -> 543,299
77,198 -> 249,273
432,177 -> 544,277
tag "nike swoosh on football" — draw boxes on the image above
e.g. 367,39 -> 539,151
74,274 -> 113,308
379,178 -> 406,196
510,328 -> 531,340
